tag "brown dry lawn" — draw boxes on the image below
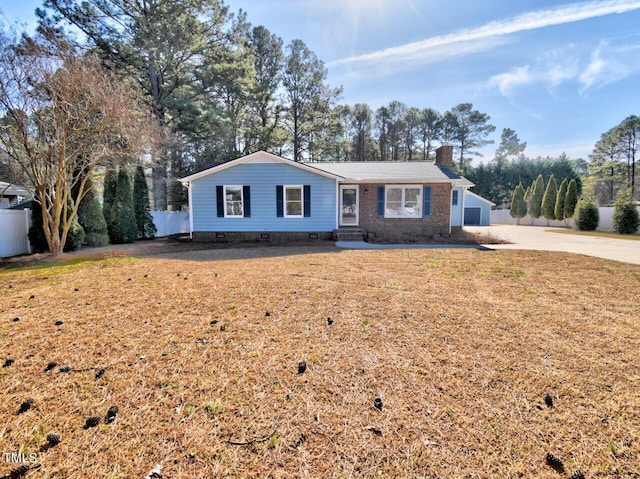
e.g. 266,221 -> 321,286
1,246 -> 639,478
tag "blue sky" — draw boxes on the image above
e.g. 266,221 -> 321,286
3,0 -> 640,162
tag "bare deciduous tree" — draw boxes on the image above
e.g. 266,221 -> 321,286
0,29 -> 152,256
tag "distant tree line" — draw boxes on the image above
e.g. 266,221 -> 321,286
34,0 -> 500,210
461,128 -> 583,208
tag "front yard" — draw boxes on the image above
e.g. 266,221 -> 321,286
1,247 -> 639,478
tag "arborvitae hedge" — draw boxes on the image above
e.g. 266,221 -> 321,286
77,176 -> 109,247
109,169 -> 137,244
103,166 -> 117,238
541,174 -> 558,222
133,165 -> 157,240
510,183 -> 527,224
564,179 -> 579,219
555,178 -> 568,221
529,174 -> 544,220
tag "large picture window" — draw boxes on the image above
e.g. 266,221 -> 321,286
385,186 -> 422,218
284,186 -> 303,217
224,185 -> 243,217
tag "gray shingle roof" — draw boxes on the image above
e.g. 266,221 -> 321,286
305,162 -> 474,186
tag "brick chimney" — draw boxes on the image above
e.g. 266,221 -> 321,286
435,145 -> 454,169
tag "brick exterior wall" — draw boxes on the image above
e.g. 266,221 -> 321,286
435,145 -> 454,168
192,231 -> 334,243
358,183 -> 452,242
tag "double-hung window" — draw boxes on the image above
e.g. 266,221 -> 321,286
385,186 -> 422,218
216,185 -> 250,218
284,186 -> 303,217
224,185 -> 244,217
277,185 -> 310,218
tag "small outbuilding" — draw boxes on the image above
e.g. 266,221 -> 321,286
0,182 -> 32,209
462,190 -> 494,226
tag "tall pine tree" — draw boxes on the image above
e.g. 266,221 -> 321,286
133,165 -> 157,239
103,166 -> 117,236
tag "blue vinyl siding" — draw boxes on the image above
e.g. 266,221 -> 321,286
451,187 -> 464,227
190,163 -> 336,232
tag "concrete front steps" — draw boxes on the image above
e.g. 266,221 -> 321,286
334,227 -> 365,242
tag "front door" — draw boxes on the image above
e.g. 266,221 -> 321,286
339,185 -> 359,226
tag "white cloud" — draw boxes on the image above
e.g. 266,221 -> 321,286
489,40 -> 640,97
547,63 -> 580,87
489,66 -> 534,96
341,37 -> 510,77
579,41 -> 640,90
488,53 -> 580,97
525,139 -> 596,160
328,0 -> 640,69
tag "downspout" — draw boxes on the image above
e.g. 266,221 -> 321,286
335,178 -> 340,230
460,186 -> 467,228
186,182 -> 193,239
449,184 -> 454,235
26,209 -> 32,254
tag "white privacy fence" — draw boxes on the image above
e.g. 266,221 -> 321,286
0,210 -> 32,258
1,210 -> 189,258
150,211 -> 189,237
491,207 -> 631,231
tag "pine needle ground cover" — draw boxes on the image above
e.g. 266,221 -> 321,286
1,248 -> 639,478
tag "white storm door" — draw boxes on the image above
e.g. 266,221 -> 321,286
339,185 -> 359,226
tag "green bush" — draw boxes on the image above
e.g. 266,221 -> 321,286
612,190 -> 639,234
541,174 -> 558,222
555,178 -> 568,221
564,178 -> 579,219
133,165 -> 157,240
574,197 -> 599,231
509,182 -> 527,224
29,196 -> 85,253
528,174 -> 544,220
103,166 -> 117,238
65,216 -> 86,251
77,176 -> 109,247
108,169 -> 137,244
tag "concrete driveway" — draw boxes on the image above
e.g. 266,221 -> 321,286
466,225 -> 640,265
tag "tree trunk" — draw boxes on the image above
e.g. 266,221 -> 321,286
152,163 -> 167,210
149,62 -> 168,210
293,109 -> 300,162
